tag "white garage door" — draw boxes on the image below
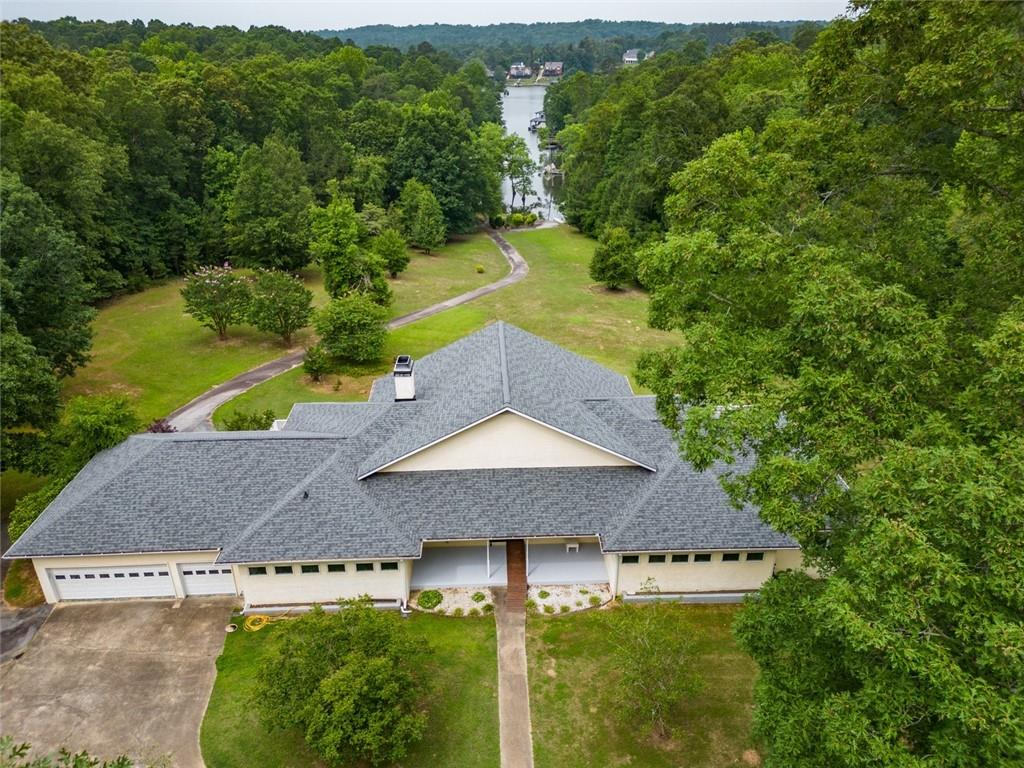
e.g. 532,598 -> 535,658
50,564 -> 174,601
179,563 -> 235,596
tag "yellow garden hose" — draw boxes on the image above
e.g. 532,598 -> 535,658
243,614 -> 276,631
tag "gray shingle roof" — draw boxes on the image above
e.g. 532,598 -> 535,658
5,323 -> 796,563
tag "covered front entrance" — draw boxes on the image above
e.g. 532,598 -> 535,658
410,541 -> 508,589
525,539 -> 608,585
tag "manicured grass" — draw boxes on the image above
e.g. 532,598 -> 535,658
3,559 -> 45,607
215,225 -> 676,423
527,604 -> 758,768
200,613 -> 499,768
65,234 -> 504,425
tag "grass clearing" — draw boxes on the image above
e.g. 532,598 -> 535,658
216,225 -> 676,422
201,613 -> 499,768
65,234 -> 504,424
527,604 -> 758,768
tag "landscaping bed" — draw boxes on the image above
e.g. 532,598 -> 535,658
526,584 -> 611,614
412,587 -> 494,616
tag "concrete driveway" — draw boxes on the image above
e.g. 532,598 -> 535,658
0,598 -> 235,767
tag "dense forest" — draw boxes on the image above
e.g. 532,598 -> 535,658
1,18 -> 515,448
323,19 -> 821,74
552,2 -> 1023,766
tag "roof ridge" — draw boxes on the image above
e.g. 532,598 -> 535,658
497,321 -> 511,406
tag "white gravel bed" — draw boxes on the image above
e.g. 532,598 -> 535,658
527,583 -> 612,614
411,587 -> 494,616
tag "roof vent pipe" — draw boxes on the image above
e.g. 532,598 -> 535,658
393,355 -> 415,401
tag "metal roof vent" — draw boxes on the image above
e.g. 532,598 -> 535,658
393,355 -> 415,401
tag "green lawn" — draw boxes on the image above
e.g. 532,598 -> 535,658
65,234 -> 504,425
527,604 -> 759,768
214,225 -> 677,424
201,613 -> 499,768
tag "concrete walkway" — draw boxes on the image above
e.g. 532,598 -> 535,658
493,588 -> 535,768
167,229 -> 529,431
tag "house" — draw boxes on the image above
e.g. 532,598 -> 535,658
542,61 -> 563,77
622,48 -> 641,65
4,323 -> 803,606
508,62 -> 532,79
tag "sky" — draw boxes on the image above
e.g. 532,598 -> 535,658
2,0 -> 849,30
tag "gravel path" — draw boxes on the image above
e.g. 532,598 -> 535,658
167,229 -> 529,432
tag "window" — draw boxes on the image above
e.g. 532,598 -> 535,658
301,564 -> 320,574
746,552 -> 764,561
129,572 -> 140,577
159,571 -> 169,576
694,553 -> 712,563
143,571 -> 155,577
380,562 -> 399,571
621,555 -> 640,564
70,575 -> 81,579
722,553 -> 740,562
355,563 -> 374,572
671,554 -> 689,563
99,573 -> 111,578
85,574 -> 96,579
220,569 -> 232,574
183,570 -> 194,576
275,565 -> 294,575
195,570 -> 206,575
55,575 -> 66,580
248,566 -> 267,576
328,563 -> 345,573
114,573 -> 125,578
647,554 -> 666,564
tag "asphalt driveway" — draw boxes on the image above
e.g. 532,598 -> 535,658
0,598 -> 235,767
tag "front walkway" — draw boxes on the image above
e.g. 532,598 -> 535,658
493,588 -> 534,768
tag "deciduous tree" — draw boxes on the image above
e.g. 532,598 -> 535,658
247,269 -> 313,346
396,179 -> 445,254
181,266 -> 251,340
314,295 -> 389,363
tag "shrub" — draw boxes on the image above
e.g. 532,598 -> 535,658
8,478 -> 66,541
560,605 -> 570,613
543,604 -> 556,614
482,604 -> 494,614
452,607 -> 464,617
589,595 -> 602,607
579,588 -> 590,595
489,214 -> 505,228
510,212 -> 525,227
575,600 -> 583,607
526,212 -> 538,225
417,590 -> 442,610
471,591 -> 487,603
589,225 -> 636,290
146,418 -> 176,433
303,343 -> 331,382
538,589 -> 551,599
525,598 -> 537,611
314,295 -> 388,363
475,263 -> 485,274
222,408 -> 276,431
468,608 -> 480,617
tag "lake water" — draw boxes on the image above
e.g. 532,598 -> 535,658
501,86 -> 564,222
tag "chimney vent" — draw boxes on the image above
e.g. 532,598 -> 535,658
393,355 -> 415,401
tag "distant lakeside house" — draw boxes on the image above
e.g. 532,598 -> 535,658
508,62 -> 532,79
622,49 -> 654,65
542,61 -> 564,77
6,324 -> 806,607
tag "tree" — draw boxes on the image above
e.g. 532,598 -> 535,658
608,604 -> 702,737
221,409 -> 276,431
247,269 -> 313,346
0,736 -> 132,768
309,182 -> 392,305
396,179 -> 445,254
254,600 -> 430,766
372,228 -> 410,278
314,295 -> 388,363
47,395 -> 140,476
181,266 -> 251,340
589,226 -> 635,289
0,325 -> 61,431
8,478 -> 65,541
505,135 -> 536,211
303,343 -> 331,382
227,137 -> 312,271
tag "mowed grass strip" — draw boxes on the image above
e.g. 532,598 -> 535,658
200,613 -> 499,768
527,604 -> 758,768
65,233 -> 506,425
216,225 -> 677,423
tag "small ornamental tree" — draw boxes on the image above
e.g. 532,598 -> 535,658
254,600 -> 430,766
608,603 -> 702,737
397,179 -> 446,254
373,228 -> 410,278
303,343 -> 331,382
589,226 -> 635,290
314,295 -> 388,363
181,266 -> 251,340
247,269 -> 314,346
221,408 -> 276,431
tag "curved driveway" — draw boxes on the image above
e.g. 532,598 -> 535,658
167,230 -> 528,432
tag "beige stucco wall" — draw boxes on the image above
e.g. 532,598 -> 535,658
31,551 -> 228,604
616,551 -> 778,594
380,411 -> 635,472
235,559 -> 410,606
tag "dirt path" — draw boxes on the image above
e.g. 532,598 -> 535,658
166,229 -> 529,432
493,588 -> 535,768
